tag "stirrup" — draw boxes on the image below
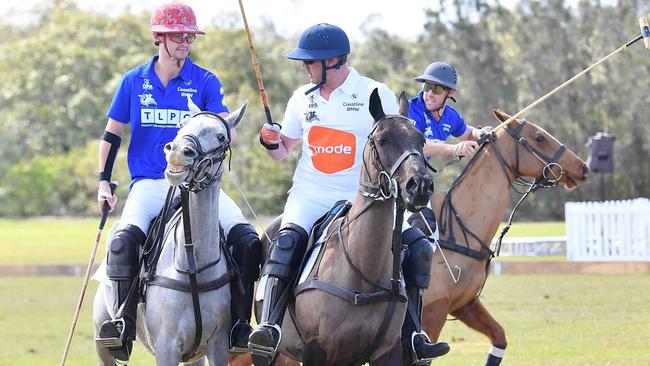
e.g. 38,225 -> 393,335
248,322 -> 282,358
229,320 -> 253,353
96,318 -> 134,362
96,318 -> 127,349
410,331 -> 448,364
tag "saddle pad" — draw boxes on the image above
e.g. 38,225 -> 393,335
255,201 -> 352,302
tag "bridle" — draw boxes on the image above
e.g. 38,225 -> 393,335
439,119 -> 569,321
440,119 -> 568,262
358,114 -> 433,202
174,112 -> 232,192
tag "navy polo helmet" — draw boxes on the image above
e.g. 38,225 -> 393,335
287,23 -> 350,61
414,61 -> 458,91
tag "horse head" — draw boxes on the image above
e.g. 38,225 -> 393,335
492,109 -> 589,189
365,88 -> 434,211
164,99 -> 248,190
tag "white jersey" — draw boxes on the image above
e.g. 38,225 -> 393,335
279,68 -> 399,231
281,68 -> 399,193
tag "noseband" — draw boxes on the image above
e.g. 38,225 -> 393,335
177,112 -> 231,192
491,120 -> 567,191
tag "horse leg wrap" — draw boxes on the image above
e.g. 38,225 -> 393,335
227,223 -> 262,351
486,346 -> 505,366
249,224 -> 308,364
97,224 -> 145,361
401,227 -> 449,363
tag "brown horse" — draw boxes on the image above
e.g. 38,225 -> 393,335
248,89 -> 434,366
416,109 -> 589,365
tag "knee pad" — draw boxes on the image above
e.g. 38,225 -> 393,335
107,224 -> 145,280
402,227 -> 433,289
227,223 -> 262,282
263,224 -> 309,281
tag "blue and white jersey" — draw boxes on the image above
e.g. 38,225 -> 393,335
408,90 -> 467,143
107,56 -> 228,182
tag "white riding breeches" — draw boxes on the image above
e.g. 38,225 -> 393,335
119,178 -> 247,235
280,185 -> 356,234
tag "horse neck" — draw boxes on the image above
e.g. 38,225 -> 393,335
343,190 -> 396,283
440,145 -> 515,250
181,183 -> 222,267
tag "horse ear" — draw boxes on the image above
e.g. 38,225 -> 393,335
398,91 -> 409,117
187,95 -> 202,117
224,101 -> 248,129
369,88 -> 386,123
493,109 -> 520,128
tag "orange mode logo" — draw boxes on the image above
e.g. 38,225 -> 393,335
308,126 -> 356,174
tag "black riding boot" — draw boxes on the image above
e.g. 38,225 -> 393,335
227,223 -> 262,352
249,224 -> 308,366
401,227 -> 450,365
96,224 -> 145,362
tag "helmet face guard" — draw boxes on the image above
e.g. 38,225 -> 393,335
414,61 -> 458,91
150,2 -> 205,35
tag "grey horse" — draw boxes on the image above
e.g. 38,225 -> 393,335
92,100 -> 248,366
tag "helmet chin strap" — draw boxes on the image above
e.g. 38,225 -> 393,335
162,34 -> 184,68
304,59 -> 345,95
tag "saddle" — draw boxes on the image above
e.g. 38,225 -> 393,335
138,191 -> 236,299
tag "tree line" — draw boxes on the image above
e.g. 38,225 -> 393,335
0,0 -> 648,220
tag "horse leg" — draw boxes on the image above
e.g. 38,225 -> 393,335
451,299 -> 506,366
228,352 -> 252,366
369,341 -> 401,366
184,358 -> 206,366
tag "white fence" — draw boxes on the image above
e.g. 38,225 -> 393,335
565,198 -> 650,261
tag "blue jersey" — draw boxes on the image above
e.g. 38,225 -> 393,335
408,90 -> 467,142
107,56 -> 228,183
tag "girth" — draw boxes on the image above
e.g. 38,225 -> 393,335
437,238 -> 492,261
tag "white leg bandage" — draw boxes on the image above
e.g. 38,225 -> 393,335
489,345 -> 506,358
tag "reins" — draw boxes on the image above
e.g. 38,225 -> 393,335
438,120 -> 567,321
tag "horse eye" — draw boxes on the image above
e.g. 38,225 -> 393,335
535,134 -> 545,143
378,138 -> 389,146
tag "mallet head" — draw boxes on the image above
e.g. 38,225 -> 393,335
640,16 -> 650,50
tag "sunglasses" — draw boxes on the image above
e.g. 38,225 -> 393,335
422,82 -> 447,95
168,33 -> 197,44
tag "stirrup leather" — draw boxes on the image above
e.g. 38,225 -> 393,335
248,322 -> 282,357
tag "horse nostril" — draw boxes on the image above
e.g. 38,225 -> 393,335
406,177 -> 417,194
582,164 -> 590,176
182,146 -> 197,158
164,142 -> 174,152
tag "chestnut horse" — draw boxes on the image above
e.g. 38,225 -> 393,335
417,110 -> 589,365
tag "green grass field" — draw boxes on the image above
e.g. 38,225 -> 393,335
0,218 -> 566,265
1,275 -> 648,365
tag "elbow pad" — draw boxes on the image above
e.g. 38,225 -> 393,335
99,131 -> 121,182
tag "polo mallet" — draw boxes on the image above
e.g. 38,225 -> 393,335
493,15 -> 650,131
237,0 -> 278,128
60,182 -> 117,366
